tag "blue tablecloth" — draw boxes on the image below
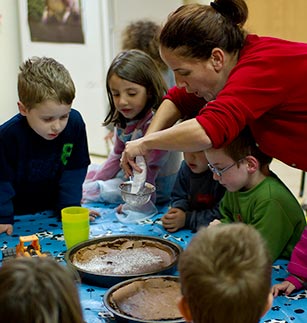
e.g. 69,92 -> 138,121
1,203 -> 307,323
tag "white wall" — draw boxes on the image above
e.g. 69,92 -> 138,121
0,0 -> 21,123
112,0 -> 183,54
0,0 -> 183,156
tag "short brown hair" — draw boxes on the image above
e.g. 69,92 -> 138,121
179,223 -> 272,323
18,56 -> 75,109
223,127 -> 272,168
0,257 -> 84,323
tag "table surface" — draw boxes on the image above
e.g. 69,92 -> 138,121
1,203 -> 307,323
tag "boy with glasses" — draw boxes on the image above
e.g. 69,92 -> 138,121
206,127 -> 306,261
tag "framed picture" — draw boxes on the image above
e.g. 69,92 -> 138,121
25,0 -> 84,44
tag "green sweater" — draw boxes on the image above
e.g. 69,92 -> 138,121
220,175 -> 306,261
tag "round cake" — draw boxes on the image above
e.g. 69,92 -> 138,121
71,238 -> 177,275
109,277 -> 183,321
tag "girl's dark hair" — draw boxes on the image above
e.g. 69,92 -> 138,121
159,0 -> 248,59
104,49 -> 167,128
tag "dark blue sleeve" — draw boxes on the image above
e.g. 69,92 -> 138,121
0,181 -> 15,224
0,130 -> 15,224
55,110 -> 90,216
64,109 -> 91,170
185,203 -> 222,233
56,168 -> 87,216
170,161 -> 190,211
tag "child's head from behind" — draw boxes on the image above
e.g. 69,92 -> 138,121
0,257 -> 84,323
121,20 -> 168,72
178,223 -> 272,323
205,127 -> 272,191
104,49 -> 167,128
17,57 -> 75,140
183,151 -> 208,174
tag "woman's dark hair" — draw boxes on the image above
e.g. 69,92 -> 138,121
104,49 -> 167,128
159,0 -> 248,60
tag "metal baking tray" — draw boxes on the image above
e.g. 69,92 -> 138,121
104,275 -> 185,323
64,235 -> 182,287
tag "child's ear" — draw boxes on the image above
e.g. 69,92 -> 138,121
245,156 -> 259,173
261,292 -> 273,317
178,296 -> 193,322
18,101 -> 27,116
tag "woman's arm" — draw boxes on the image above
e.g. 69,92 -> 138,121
121,118 -> 212,176
146,99 -> 182,135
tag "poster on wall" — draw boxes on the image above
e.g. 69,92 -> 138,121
27,0 -> 84,43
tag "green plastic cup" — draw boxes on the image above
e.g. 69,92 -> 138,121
61,206 -> 89,249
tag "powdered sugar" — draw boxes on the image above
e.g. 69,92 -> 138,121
74,248 -> 163,275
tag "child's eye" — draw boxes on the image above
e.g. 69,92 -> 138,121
111,93 -> 119,97
127,92 -> 137,96
60,114 -> 69,120
42,117 -> 53,122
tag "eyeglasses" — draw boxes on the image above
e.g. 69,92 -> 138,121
208,158 -> 244,177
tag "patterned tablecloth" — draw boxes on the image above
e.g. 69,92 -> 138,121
0,203 -> 306,323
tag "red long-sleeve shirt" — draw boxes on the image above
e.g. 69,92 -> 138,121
165,34 -> 307,171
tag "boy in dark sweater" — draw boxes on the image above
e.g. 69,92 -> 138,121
0,56 -> 90,235
162,151 -> 225,232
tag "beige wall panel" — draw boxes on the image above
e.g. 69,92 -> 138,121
246,0 -> 307,42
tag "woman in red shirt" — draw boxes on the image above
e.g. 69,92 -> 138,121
121,0 -> 307,175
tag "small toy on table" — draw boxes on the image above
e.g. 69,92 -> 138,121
2,235 -> 51,262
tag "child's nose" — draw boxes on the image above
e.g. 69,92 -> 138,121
51,120 -> 61,132
118,95 -> 128,106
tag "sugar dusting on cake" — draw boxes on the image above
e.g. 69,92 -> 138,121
72,238 -> 176,275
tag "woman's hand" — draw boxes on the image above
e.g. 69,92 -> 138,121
120,138 -> 147,177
